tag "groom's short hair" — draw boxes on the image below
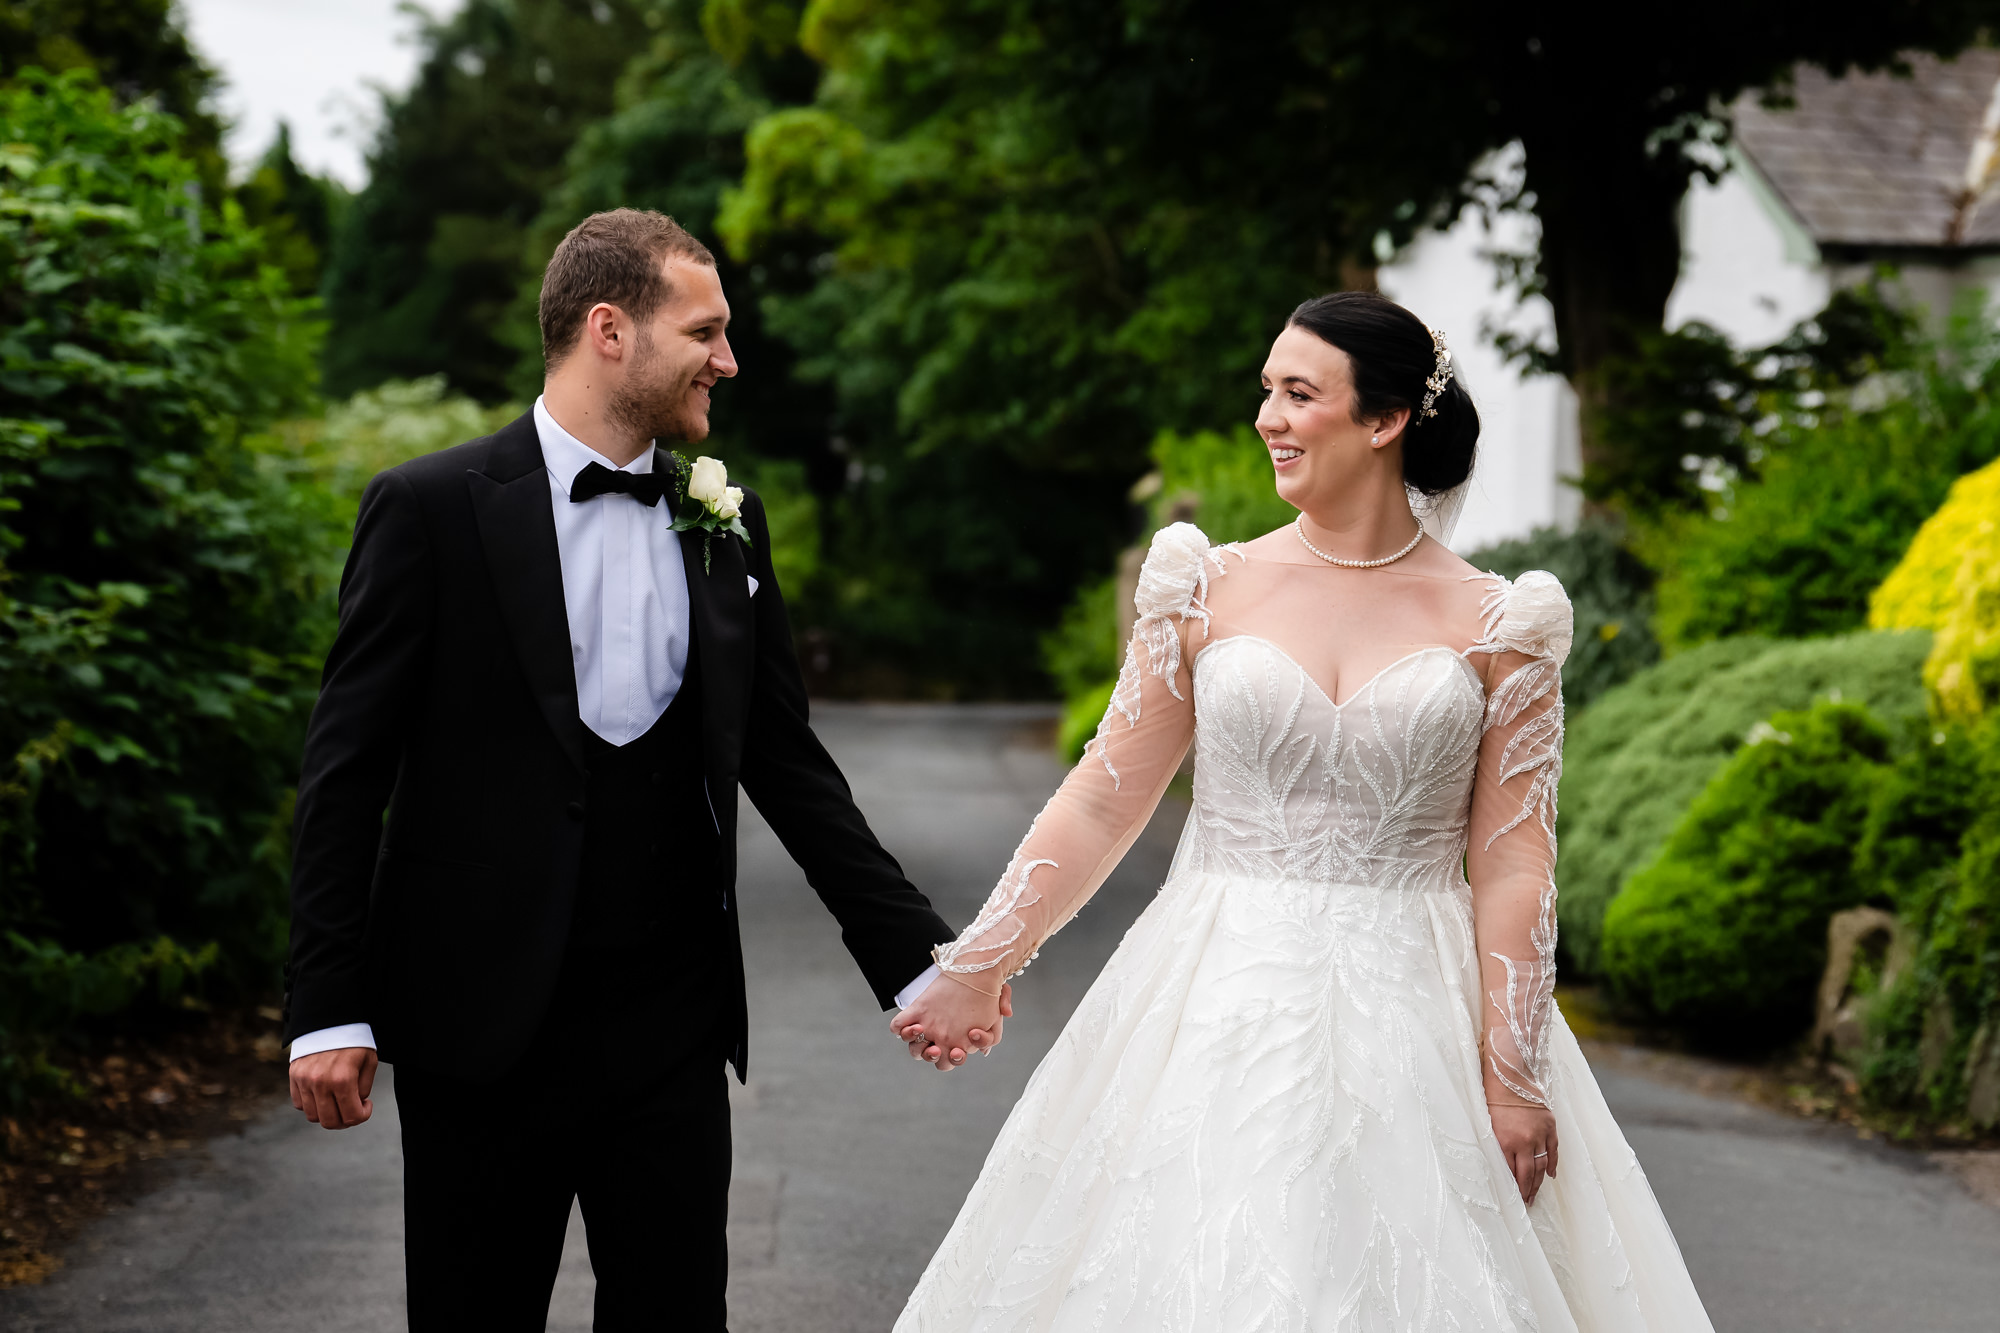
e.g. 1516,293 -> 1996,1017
539,209 -> 716,369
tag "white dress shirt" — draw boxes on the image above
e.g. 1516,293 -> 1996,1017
291,400 -> 935,1062
536,397 -> 691,745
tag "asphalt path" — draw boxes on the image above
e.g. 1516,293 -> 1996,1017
6,703 -> 2000,1331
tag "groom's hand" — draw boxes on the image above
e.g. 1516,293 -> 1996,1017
289,1047 -> 379,1130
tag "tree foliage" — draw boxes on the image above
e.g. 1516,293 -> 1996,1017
1643,301 -> 2000,651
322,0 -> 654,401
0,71 -> 333,1100
1583,288 -> 1915,515
234,125 -> 347,300
710,1 -> 2000,683
0,0 -> 224,186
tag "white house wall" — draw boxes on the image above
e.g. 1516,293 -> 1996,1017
1378,151 -> 1836,552
1667,160 -> 1830,345
1377,204 -> 1581,553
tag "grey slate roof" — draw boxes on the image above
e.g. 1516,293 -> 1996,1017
1733,49 -> 2000,250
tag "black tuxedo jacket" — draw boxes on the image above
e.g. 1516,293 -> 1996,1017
282,411 -> 952,1081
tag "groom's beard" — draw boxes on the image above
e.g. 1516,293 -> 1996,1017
606,330 -> 709,444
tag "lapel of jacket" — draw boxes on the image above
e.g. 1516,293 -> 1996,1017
467,411 -> 587,776
678,506 -> 752,786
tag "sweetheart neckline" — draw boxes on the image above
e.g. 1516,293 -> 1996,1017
1193,637 -> 1483,711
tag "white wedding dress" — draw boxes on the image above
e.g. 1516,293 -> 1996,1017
896,523 -> 1715,1332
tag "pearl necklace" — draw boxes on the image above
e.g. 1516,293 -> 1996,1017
1293,515 -> 1425,568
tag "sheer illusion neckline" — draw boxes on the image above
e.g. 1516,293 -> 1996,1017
1224,544 -> 1479,582
1195,636 -> 1483,710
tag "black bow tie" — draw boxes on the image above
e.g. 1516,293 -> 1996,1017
570,461 -> 666,507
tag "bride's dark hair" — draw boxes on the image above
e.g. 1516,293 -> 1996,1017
1286,291 -> 1479,495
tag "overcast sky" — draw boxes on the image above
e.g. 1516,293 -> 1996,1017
180,0 -> 456,188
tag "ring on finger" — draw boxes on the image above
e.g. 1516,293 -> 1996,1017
1532,1150 -> 1548,1159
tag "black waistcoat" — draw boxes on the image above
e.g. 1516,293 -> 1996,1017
536,640 -> 730,1080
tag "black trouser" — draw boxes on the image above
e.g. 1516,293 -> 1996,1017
396,1032 -> 731,1331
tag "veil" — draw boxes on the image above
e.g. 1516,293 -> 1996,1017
1408,481 -> 1471,548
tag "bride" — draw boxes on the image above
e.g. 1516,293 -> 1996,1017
888,291 -> 1715,1332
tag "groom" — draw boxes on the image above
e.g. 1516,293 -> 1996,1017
282,209 -> 985,1329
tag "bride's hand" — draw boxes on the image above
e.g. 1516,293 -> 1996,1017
1488,1102 -> 1558,1205
891,978 -> 1011,1072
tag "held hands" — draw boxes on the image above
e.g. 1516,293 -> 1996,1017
289,1047 -> 379,1130
891,977 -> 1013,1072
1488,1101 -> 1558,1205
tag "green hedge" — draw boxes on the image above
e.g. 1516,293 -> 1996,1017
1557,630 -> 1932,975
1854,717 -> 2000,1123
1599,701 -> 1894,1041
0,71 -> 330,1105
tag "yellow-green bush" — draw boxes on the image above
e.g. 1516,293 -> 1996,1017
1870,455 -> 2000,722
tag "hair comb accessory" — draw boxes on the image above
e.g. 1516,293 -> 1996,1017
1420,325 -> 1453,419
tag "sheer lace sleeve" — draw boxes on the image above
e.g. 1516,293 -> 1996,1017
1463,571 -> 1573,1108
931,524 -> 1225,994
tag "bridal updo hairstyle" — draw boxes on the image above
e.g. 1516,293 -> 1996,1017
1287,291 -> 1479,496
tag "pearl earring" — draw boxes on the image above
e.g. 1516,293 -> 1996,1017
1371,434 -> 1380,444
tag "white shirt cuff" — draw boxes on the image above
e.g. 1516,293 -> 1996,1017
288,1022 -> 378,1062
894,965 -> 941,1011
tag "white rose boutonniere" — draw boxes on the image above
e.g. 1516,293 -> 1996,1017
686,456 -> 728,506
668,454 -> 754,572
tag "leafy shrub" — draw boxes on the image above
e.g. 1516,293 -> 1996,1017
266,376 -> 515,515
1643,303 -> 2000,652
1599,702 -> 1895,1042
1855,716 -> 2000,1122
1043,576 -> 1121,759
1584,286 -> 1913,516
1870,455 -> 2000,722
1646,405 -> 1989,650
1557,630 -> 1931,974
1463,521 -> 1658,710
0,71 -> 330,1101
1854,725 -> 1989,906
1057,679 -> 1117,766
1148,426 -> 1297,544
0,932 -> 218,1103
1041,426 -> 1292,752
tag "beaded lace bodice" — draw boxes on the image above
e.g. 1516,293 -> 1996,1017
1171,638 -> 1487,891
934,522 -> 1572,1107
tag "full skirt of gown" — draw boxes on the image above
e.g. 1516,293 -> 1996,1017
895,862 -> 1714,1332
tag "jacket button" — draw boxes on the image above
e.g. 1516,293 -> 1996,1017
650,771 -> 664,787
567,800 -> 585,820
